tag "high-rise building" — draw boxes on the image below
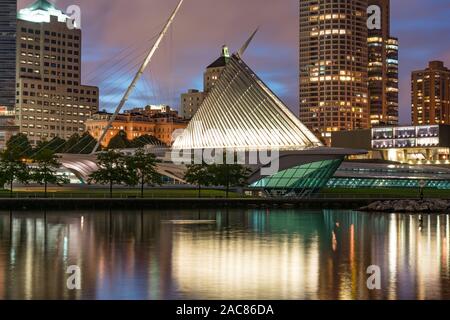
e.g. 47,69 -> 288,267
0,0 -> 17,110
367,0 -> 399,126
203,45 -> 230,92
180,45 -> 229,120
180,89 -> 206,119
412,61 -> 450,125
0,106 -> 19,150
299,0 -> 369,145
15,0 -> 99,145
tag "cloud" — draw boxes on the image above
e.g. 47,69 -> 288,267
17,0 -> 450,124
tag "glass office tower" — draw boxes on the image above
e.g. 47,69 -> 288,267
0,0 -> 17,110
368,0 -> 399,126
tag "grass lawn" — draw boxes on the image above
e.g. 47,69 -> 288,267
0,187 -> 244,199
320,187 -> 450,199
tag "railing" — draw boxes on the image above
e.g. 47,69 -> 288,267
0,192 -> 241,199
0,192 -> 442,200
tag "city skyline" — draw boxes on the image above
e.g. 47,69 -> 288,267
2,0 -> 450,306
15,0 -> 450,125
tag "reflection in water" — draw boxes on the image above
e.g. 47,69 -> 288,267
0,209 -> 449,300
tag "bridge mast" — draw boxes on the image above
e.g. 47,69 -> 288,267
92,0 -> 185,154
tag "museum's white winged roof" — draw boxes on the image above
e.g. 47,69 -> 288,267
173,54 -> 322,151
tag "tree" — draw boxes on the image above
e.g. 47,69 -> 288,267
31,149 -> 69,197
77,132 -> 98,154
130,135 -> 165,148
63,133 -> 81,153
184,163 -> 213,198
34,137 -> 66,154
209,164 -> 250,198
88,150 -> 128,198
126,148 -> 162,198
0,149 -> 29,197
63,133 -> 98,154
6,133 -> 32,157
108,130 -> 131,150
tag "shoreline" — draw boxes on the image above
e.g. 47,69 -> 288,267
359,199 -> 450,213
0,197 -> 424,211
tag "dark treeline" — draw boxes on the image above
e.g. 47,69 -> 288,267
5,130 -> 165,157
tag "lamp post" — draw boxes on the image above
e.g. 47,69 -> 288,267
418,180 -> 426,201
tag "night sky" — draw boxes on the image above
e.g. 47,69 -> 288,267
17,0 -> 450,124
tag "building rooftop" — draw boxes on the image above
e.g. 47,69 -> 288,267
28,0 -> 56,11
206,45 -> 231,69
18,0 -> 71,24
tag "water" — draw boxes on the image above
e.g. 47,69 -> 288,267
0,209 -> 449,300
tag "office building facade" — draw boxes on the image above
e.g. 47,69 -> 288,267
0,106 -> 19,150
180,89 -> 206,119
86,110 -> 188,147
180,45 -> 229,119
0,0 -> 17,110
367,0 -> 399,126
299,0 -> 369,145
332,124 -> 450,165
15,0 -> 98,145
411,61 -> 450,125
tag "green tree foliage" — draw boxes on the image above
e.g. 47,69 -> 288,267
184,163 -> 213,198
88,150 -> 128,198
34,137 -> 66,154
78,133 -> 99,154
107,132 -> 165,150
63,133 -> 81,153
130,135 -> 165,148
107,130 -> 131,150
126,148 -> 162,198
6,133 -> 32,157
0,148 -> 30,197
63,133 -> 98,154
31,149 -> 69,197
208,164 -> 250,198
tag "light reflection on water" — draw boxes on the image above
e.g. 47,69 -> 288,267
0,210 -> 449,300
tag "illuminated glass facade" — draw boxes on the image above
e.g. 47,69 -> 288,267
332,124 -> 450,165
368,0 -> 399,126
328,162 -> 450,190
412,61 -> 450,125
0,0 -> 17,109
327,178 -> 450,190
372,125 -> 440,149
251,159 -> 342,196
299,0 -> 369,145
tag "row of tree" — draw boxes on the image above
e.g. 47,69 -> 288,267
0,146 -> 161,198
184,163 -> 250,198
6,132 -> 98,156
88,149 -> 161,198
5,131 -> 165,158
2,132 -> 251,198
0,147 -> 68,197
87,151 -> 251,198
107,130 -> 165,150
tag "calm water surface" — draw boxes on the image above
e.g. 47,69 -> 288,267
0,209 -> 449,300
